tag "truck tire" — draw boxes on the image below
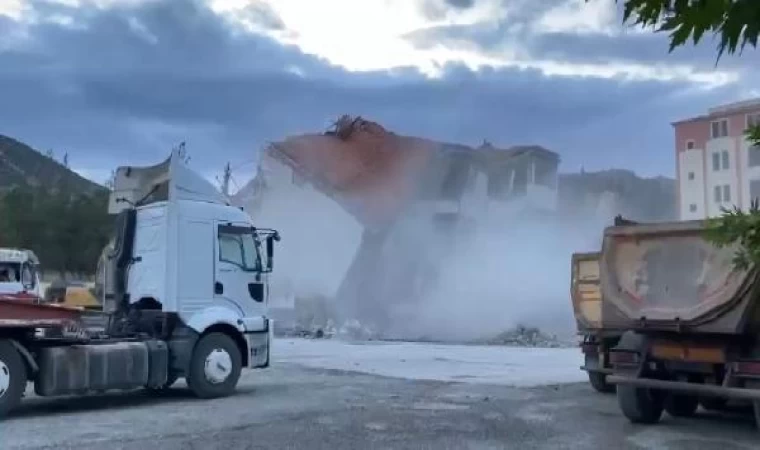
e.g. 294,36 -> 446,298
0,340 -> 27,419
664,393 -> 699,417
588,371 -> 615,393
187,333 -> 242,399
617,385 -> 664,424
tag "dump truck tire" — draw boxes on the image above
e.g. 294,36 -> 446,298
0,340 -> 27,419
664,393 -> 699,418
187,333 -> 242,399
588,371 -> 615,393
617,385 -> 664,424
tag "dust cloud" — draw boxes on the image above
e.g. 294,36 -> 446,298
240,162 -> 610,344
384,216 -> 606,342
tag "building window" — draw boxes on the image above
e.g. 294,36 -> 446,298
749,146 -> 760,167
750,179 -> 760,203
714,185 -> 722,203
688,171 -> 695,180
686,140 -> 695,150
722,150 -> 730,169
689,203 -> 697,213
712,152 -> 721,171
723,184 -> 731,203
711,119 -> 729,139
748,113 -> 760,128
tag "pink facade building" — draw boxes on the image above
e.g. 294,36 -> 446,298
674,99 -> 760,220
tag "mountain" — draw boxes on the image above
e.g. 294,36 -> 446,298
0,134 -> 106,195
558,169 -> 677,223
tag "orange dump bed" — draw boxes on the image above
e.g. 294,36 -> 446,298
598,219 -> 760,334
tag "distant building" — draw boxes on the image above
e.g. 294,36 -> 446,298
674,98 -> 760,219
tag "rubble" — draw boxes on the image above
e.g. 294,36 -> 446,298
477,324 -> 571,348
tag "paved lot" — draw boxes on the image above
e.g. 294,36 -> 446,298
3,340 -> 760,450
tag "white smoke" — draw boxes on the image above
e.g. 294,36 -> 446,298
238,155 -> 610,343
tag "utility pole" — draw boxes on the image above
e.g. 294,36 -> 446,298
221,162 -> 231,196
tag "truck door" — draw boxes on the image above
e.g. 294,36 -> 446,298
215,224 -> 267,317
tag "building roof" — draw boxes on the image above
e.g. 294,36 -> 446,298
672,97 -> 760,126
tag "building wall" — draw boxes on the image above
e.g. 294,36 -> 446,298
675,100 -> 760,219
677,149 -> 706,220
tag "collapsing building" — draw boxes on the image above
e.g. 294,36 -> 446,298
244,116 -> 560,334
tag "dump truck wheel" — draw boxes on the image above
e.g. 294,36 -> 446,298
664,393 -> 698,418
588,371 -> 615,393
699,397 -> 727,412
187,333 -> 242,399
0,340 -> 27,419
617,385 -> 664,424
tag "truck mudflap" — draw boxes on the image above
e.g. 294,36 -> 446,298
245,318 -> 271,369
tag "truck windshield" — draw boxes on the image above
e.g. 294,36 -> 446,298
218,225 -> 262,272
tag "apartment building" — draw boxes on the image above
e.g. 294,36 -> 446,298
674,98 -> 760,220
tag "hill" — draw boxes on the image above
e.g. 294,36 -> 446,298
0,134 -> 112,276
0,134 -> 106,195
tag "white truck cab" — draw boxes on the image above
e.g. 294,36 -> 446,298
102,149 -> 280,394
0,151 -> 280,419
0,248 -> 42,300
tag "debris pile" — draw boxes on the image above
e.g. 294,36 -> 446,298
479,324 -> 569,348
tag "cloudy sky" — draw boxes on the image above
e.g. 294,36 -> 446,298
0,0 -> 758,188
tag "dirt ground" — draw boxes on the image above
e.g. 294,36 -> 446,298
3,339 -> 759,450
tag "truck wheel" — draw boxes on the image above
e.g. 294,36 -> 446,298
187,333 -> 242,399
0,340 -> 27,419
617,385 -> 664,424
664,393 -> 698,417
588,371 -> 615,393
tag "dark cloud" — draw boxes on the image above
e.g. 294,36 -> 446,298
406,1 -> 759,75
0,0 -> 752,183
239,2 -> 286,31
445,0 -> 475,9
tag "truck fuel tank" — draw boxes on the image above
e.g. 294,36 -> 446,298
34,340 -> 169,397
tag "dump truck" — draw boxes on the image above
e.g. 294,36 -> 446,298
0,150 -> 280,418
596,218 -> 760,428
571,251 -> 621,393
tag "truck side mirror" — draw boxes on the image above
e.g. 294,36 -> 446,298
265,236 -> 275,272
